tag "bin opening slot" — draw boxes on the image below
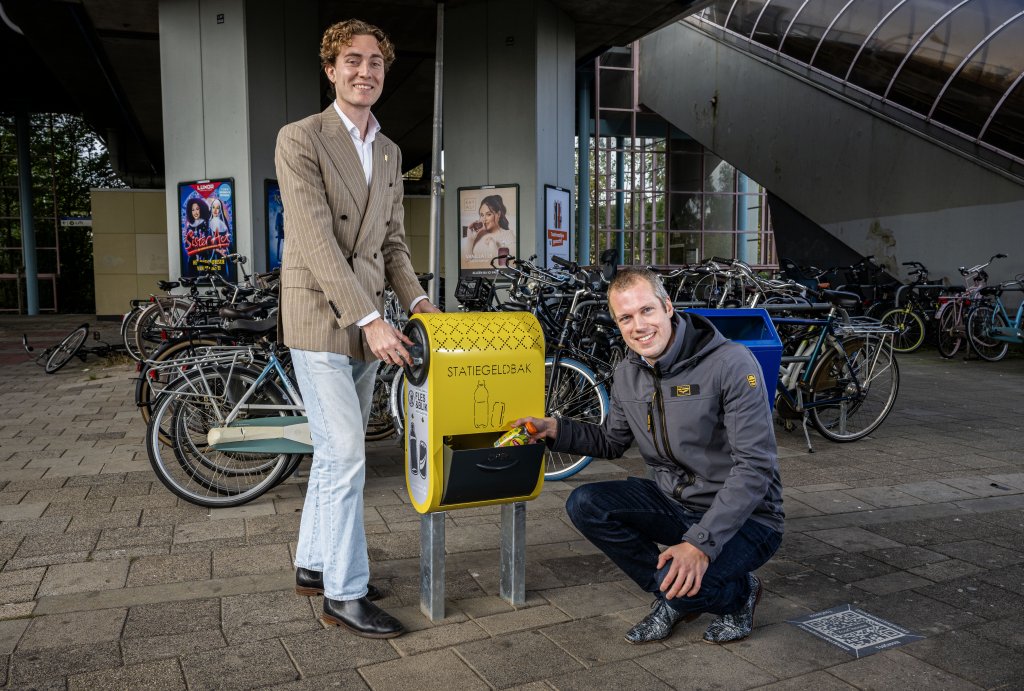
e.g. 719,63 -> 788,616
704,317 -> 774,342
440,434 -> 545,506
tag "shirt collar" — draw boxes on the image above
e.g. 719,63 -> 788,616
333,102 -> 380,143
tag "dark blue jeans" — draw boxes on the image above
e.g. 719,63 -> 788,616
566,477 -> 782,616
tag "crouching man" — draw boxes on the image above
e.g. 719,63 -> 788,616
517,267 -> 784,644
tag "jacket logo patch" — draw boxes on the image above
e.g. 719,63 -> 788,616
746,374 -> 757,388
672,385 -> 699,397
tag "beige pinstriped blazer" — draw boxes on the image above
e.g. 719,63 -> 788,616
274,105 -> 423,360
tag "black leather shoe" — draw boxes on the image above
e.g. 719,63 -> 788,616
295,569 -> 381,601
322,596 -> 405,638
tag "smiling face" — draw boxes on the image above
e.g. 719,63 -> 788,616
609,280 -> 675,362
190,202 -> 201,220
479,204 -> 499,232
211,200 -> 222,217
325,33 -> 385,118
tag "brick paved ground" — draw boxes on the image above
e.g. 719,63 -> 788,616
0,314 -> 1022,689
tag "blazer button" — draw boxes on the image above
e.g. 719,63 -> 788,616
376,290 -> 382,296
352,252 -> 357,259
373,253 -> 378,259
340,214 -> 348,220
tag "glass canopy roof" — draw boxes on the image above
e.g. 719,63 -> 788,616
693,0 -> 1024,162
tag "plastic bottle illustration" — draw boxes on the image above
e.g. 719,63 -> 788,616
474,380 -> 489,428
409,417 -> 419,477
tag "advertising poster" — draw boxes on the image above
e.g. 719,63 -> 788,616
178,178 -> 236,280
265,179 -> 284,271
544,185 -> 571,269
458,184 -> 519,278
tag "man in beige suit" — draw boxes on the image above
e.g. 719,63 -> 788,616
275,18 -> 438,639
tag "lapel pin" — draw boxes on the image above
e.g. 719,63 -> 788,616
384,153 -> 389,162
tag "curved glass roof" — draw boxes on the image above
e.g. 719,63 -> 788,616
694,0 -> 1024,163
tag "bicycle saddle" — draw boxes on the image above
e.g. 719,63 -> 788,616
223,316 -> 278,337
158,280 -> 180,291
218,302 -> 274,320
820,289 -> 862,309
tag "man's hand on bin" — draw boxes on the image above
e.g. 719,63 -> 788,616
511,416 -> 558,442
363,318 -> 415,366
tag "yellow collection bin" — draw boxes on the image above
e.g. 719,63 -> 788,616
402,312 -> 546,513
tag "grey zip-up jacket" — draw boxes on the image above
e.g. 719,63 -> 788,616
551,311 -> 784,561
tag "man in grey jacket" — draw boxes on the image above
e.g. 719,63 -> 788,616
518,267 -> 783,644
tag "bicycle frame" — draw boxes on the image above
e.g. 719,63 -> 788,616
983,294 -> 1024,344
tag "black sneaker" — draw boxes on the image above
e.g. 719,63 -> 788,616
703,574 -> 762,644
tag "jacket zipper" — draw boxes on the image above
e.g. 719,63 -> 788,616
652,375 -> 680,466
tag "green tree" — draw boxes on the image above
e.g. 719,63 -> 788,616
0,114 -> 125,313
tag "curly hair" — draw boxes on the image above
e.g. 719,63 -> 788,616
320,19 -> 396,71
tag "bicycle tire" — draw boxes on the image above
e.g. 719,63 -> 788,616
936,303 -> 963,359
966,305 -> 1009,362
134,298 -> 193,362
809,338 -> 899,442
44,324 -> 90,374
146,366 -> 300,507
121,306 -> 147,362
136,337 -> 225,445
880,308 -> 926,353
366,362 -> 398,441
544,357 -> 609,480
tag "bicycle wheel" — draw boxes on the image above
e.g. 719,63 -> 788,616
936,304 -> 963,359
967,305 -> 1009,362
134,298 -> 192,362
366,362 -> 398,441
389,369 -> 407,440
692,274 -> 727,308
136,337 -> 225,444
146,365 -> 300,507
809,338 -> 899,442
44,324 -> 90,374
880,308 -> 926,353
544,357 -> 609,480
121,306 -> 147,362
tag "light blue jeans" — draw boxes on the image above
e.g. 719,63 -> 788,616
290,348 -> 377,601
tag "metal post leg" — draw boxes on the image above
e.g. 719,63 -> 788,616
420,512 -> 446,622
500,502 -> 526,606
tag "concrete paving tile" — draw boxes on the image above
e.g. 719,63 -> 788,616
466,559 -> 565,596
67,657 -> 187,690
22,486 -> 90,504
92,545 -> 171,562
38,558 -> 129,596
121,630 -> 229,666
181,639 -> 299,690
10,641 -> 121,686
389,619 -> 489,656
726,621 -> 851,678
374,602 -> 469,633
864,515 -> 1013,547
280,627 -> 400,677
84,481 -> 152,499
474,604 -> 570,636
173,517 -> 244,544
385,564 -> 488,603
0,601 -> 35,621
637,642 -> 780,689
540,581 -> 649,619
244,512 -> 302,538
890,480 -> 978,503
773,533 -> 838,561
366,529 -> 420,561
843,486 -> 926,508
861,545 -> 949,570
222,589 -> 316,630
0,490 -> 27,505
124,597 -> 221,639
111,493 -> 178,512
901,629 -> 1023,688
66,509 -> 142,532
0,619 -> 29,654
978,562 -> 1024,595
212,543 -> 292,578
907,558 -> 986,582
851,571 -> 934,595
974,508 -> 1024,532
269,670 -> 369,690
942,475 -> 1023,497
827,648 -> 983,690
358,648 -> 485,690
805,527 -> 903,552
778,497 -> 822,519
5,550 -> 93,570
767,572 -> 857,611
14,529 -> 99,559
547,660 -> 673,691
208,502 -> 277,521
755,592 -> 813,626
126,552 -> 211,587
0,502 -> 50,522
543,613 -> 675,666
450,593 -> 545,621
965,615 -> 1024,652
96,524 -> 173,550
536,553 -> 622,586
139,504 -> 210,527
752,670 -> 856,690
0,567 -> 45,604
457,630 -> 585,688
915,578 -> 1024,620
801,552 -> 898,584
18,608 -> 127,651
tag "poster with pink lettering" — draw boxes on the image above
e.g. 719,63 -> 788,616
178,178 -> 236,280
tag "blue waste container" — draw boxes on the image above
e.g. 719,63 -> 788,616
687,308 -> 782,410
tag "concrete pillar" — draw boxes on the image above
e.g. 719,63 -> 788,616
157,0 -> 318,276
442,0 -> 574,304
15,112 -> 38,315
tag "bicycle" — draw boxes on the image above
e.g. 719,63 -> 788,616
934,253 -> 1004,359
879,262 -> 947,353
965,275 -> 1024,362
772,291 -> 900,452
145,318 -> 306,507
23,324 -> 127,374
